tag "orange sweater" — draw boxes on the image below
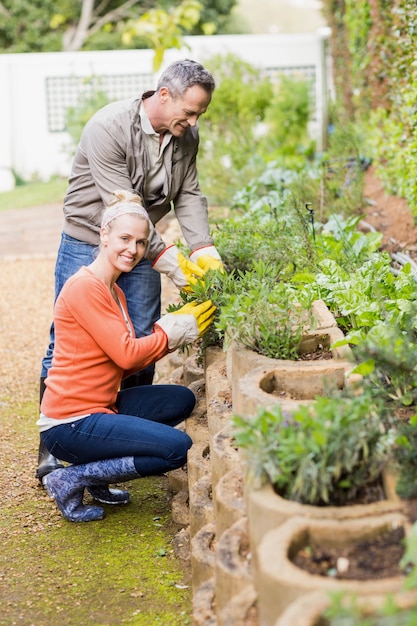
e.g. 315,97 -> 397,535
41,267 -> 168,419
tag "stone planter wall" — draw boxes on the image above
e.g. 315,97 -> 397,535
215,516 -> 253,616
183,347 -> 259,626
173,301 -> 411,626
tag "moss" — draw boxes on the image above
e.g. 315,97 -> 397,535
0,398 -> 192,625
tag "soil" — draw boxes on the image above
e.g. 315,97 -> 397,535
292,525 -> 406,581
361,165 -> 417,261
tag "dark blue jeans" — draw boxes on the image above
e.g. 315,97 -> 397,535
41,233 -> 161,378
41,385 -> 195,476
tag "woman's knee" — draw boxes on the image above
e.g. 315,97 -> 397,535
169,385 -> 196,420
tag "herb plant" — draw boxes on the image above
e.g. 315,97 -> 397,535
214,190 -> 317,276
233,392 -> 391,506
352,311 -> 417,409
393,415 -> 417,500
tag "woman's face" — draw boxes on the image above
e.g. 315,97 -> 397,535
101,214 -> 149,273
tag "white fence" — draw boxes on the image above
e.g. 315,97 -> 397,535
0,31 -> 332,192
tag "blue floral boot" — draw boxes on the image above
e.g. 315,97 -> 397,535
86,485 -> 130,505
44,457 -> 139,522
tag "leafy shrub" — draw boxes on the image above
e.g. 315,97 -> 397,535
300,253 -> 417,341
64,80 -> 110,154
352,311 -> 417,409
199,53 -> 316,206
233,392 -> 391,506
214,189 -> 317,276
393,415 -> 417,500
168,257 -> 315,361
216,274 -> 313,360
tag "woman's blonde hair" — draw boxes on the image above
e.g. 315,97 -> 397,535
101,190 -> 150,231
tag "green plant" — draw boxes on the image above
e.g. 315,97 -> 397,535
324,593 -> 417,626
217,275 -> 313,360
64,79 -> 110,154
393,415 -> 417,500
301,252 -> 417,343
352,311 -> 417,409
0,178 -> 68,211
198,52 -> 274,205
166,266 -> 234,356
214,189 -> 317,276
257,73 -> 316,161
233,391 -> 391,506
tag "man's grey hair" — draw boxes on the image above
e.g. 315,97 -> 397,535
156,59 -> 215,99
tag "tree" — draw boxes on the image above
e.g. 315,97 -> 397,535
60,0 -> 145,51
0,0 -> 237,53
0,0 -> 63,52
0,0 -> 161,53
122,0 -> 203,71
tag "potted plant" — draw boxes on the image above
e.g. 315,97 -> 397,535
232,390 -> 404,574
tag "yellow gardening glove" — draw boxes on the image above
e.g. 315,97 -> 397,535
173,300 -> 216,335
152,245 -> 205,292
195,255 -> 224,272
189,245 -> 224,274
177,252 -> 205,288
155,300 -> 216,351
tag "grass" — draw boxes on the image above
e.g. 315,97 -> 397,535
0,178 -> 68,212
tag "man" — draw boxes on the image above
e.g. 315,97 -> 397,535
37,58 -> 223,491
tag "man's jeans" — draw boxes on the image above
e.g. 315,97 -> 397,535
41,385 -> 195,476
41,233 -> 161,378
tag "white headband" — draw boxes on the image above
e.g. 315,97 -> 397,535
101,202 -> 150,229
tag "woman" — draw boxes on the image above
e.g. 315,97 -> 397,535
38,190 -> 215,523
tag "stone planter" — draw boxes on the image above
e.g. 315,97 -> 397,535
192,576 -> 217,626
246,471 -> 405,564
215,467 -> 246,538
233,349 -> 352,419
171,489 -> 190,527
184,352 -> 205,386
211,425 -> 241,491
227,296 -> 355,420
226,299 -> 344,385
215,516 -> 253,616
256,513 -> 409,626
185,383 -> 209,445
218,584 -> 258,626
190,521 -> 216,594
189,473 -> 214,538
205,347 -> 233,438
188,441 -> 211,491
168,464 -> 188,493
274,589 -> 417,626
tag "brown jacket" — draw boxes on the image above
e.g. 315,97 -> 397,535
63,93 -> 213,260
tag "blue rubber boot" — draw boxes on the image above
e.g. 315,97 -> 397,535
86,485 -> 130,505
44,457 -> 139,522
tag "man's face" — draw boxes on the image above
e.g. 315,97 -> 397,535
158,84 -> 211,136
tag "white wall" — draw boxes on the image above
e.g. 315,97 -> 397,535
0,32 -> 331,192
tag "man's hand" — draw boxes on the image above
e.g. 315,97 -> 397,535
190,245 -> 224,273
152,245 -> 205,290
